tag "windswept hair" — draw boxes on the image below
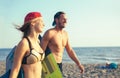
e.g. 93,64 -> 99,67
15,23 -> 31,38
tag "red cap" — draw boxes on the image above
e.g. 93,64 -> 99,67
24,12 -> 42,23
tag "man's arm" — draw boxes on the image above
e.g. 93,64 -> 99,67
65,38 -> 84,73
40,30 -> 50,52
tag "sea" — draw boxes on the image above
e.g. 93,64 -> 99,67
0,47 -> 120,64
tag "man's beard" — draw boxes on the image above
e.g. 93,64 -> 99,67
58,23 -> 65,29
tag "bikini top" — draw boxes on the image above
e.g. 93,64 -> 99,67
22,37 -> 45,64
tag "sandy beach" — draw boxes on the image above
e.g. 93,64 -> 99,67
62,63 -> 120,78
0,61 -> 120,78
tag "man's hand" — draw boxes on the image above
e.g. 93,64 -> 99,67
78,64 -> 84,73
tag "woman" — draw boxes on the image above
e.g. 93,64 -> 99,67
9,12 -> 45,78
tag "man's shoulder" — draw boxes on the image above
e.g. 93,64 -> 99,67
45,28 -> 55,33
43,28 -> 55,38
63,30 -> 68,35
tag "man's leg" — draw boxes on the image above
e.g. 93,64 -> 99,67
57,63 -> 62,72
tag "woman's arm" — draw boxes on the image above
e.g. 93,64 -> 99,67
9,39 -> 28,78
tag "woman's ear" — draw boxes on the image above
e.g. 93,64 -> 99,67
30,22 -> 35,27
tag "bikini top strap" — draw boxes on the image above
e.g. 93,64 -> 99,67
25,37 -> 32,51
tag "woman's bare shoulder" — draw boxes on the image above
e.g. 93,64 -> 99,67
16,38 -> 29,53
18,38 -> 28,47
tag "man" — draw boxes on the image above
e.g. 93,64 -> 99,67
41,11 -> 84,73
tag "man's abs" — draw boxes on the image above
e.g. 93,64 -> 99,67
52,52 -> 63,63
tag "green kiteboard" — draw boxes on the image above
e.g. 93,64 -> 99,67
42,53 -> 62,78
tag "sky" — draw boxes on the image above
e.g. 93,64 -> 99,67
0,0 -> 120,48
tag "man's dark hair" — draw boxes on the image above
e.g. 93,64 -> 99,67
52,11 -> 65,26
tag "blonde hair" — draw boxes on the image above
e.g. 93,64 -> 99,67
16,17 -> 40,38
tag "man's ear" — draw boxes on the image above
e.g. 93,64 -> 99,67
55,18 -> 58,24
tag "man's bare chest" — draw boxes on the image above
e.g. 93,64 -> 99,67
50,35 -> 67,47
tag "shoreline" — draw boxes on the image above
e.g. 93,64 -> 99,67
0,61 -> 120,78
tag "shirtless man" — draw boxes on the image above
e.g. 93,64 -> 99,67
41,11 -> 84,73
